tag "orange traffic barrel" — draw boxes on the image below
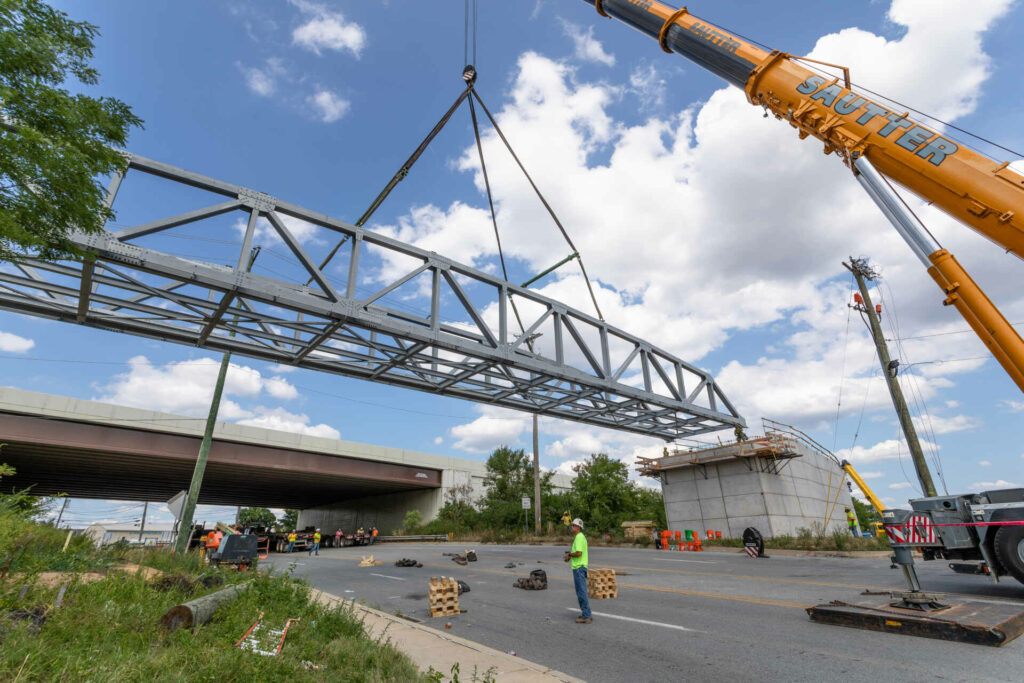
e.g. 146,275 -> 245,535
674,530 -> 682,541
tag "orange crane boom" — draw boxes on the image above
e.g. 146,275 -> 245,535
582,0 -> 1024,255
583,0 -> 1024,391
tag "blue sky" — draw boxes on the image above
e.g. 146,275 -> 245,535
10,0 -> 1023,528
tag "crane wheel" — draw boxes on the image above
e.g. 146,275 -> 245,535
992,525 -> 1024,586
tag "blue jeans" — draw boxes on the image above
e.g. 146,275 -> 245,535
286,541 -> 294,553
309,542 -> 320,556
572,567 -> 591,619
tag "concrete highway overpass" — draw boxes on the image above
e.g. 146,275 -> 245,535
0,387 -> 570,531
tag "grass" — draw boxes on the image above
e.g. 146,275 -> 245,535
703,525 -> 890,552
0,511 -> 431,682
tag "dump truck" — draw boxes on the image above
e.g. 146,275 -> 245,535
581,0 -> 1024,590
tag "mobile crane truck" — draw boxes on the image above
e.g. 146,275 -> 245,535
579,1 -> 1024,601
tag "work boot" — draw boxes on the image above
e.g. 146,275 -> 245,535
575,617 -> 592,624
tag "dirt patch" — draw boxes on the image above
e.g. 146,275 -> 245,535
30,572 -> 105,587
109,563 -> 164,580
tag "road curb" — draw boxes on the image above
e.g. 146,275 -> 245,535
311,589 -> 585,682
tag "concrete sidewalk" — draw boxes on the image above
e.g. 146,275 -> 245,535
312,589 -> 584,682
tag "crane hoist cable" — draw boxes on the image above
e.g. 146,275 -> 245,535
312,71 -> 605,324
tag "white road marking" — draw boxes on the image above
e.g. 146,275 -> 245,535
949,595 -> 1024,607
652,558 -> 717,564
565,608 -> 699,632
370,573 -> 406,581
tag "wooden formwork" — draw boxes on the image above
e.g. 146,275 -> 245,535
428,576 -> 460,617
587,568 -> 618,599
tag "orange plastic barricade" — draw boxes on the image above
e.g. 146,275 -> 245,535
257,537 -> 270,560
674,530 -> 682,541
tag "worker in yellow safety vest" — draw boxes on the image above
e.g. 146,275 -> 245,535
845,507 -> 859,538
308,529 -> 321,556
287,531 -> 297,553
561,511 -> 572,527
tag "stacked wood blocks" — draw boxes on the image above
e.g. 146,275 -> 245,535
428,576 -> 460,617
587,568 -> 618,599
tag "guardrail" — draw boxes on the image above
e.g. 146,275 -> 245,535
376,534 -> 450,542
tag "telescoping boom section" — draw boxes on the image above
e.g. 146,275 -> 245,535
581,0 -> 1024,259
583,0 -> 1024,392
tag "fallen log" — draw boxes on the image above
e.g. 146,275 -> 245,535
159,581 -> 250,632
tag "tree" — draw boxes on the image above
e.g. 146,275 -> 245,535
569,454 -> 638,534
632,485 -> 667,529
275,509 -> 298,532
438,482 -> 477,533
852,497 -> 880,532
403,509 -> 422,533
237,507 -> 275,527
0,0 -> 142,262
479,446 -> 554,530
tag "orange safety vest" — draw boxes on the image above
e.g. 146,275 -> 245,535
372,529 -> 378,537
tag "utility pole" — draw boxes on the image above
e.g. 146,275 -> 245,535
174,245 -> 261,554
523,331 -> 544,536
55,497 -> 68,528
533,414 -> 541,535
138,501 -> 148,544
844,258 -> 936,497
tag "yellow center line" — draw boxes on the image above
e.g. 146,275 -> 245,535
588,562 -> 893,591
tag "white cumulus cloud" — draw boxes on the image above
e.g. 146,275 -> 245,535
95,356 -> 299,418
0,331 -> 34,353
449,406 -> 529,453
291,1 -> 366,57
238,58 -> 285,97
306,89 -> 350,123
970,480 -> 1021,489
559,20 -> 615,66
237,406 -> 340,439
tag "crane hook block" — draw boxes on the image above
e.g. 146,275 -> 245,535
462,65 -> 477,86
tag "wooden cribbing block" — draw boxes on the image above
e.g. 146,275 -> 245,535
587,568 -> 618,599
428,576 -> 460,617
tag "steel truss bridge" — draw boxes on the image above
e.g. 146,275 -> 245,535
0,154 -> 743,440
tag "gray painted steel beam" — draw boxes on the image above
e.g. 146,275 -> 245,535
0,154 -> 744,440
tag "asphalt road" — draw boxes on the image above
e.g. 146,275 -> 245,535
264,544 -> 1024,682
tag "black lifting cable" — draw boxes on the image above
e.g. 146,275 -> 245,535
315,6 -> 604,325
467,89 -> 605,322
308,85 -> 473,284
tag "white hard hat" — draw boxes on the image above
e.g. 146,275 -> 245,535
572,518 -> 584,529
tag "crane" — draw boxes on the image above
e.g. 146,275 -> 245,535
581,0 -> 1024,591
580,0 -> 1024,392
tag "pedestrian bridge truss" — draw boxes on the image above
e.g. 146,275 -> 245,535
0,154 -> 742,440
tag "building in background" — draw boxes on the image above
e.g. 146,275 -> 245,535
84,522 -> 174,546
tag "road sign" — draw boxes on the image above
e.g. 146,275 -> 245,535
166,490 -> 187,520
522,497 -> 531,509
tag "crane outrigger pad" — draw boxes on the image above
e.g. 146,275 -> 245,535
807,597 -> 1024,647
